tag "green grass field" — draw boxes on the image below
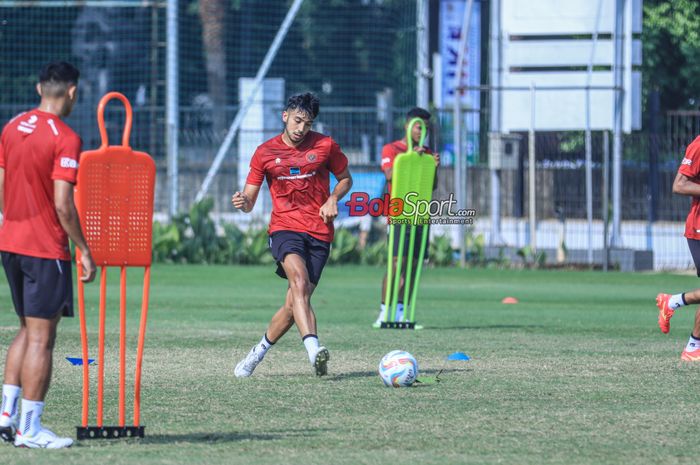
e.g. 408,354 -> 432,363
1,264 -> 699,464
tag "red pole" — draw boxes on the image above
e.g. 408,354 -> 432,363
134,266 -> 151,426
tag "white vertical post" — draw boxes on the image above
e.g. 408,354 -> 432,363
489,0 -> 503,245
603,130 -> 610,271
166,0 -> 179,216
611,0 -> 626,247
584,0 -> 604,264
529,83 -> 536,252
416,0 -> 430,108
453,0 -> 474,268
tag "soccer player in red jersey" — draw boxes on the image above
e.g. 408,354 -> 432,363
0,62 -> 96,448
656,136 -> 700,361
373,108 -> 439,326
231,93 -> 352,377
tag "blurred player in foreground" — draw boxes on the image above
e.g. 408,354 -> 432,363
232,93 -> 352,376
0,62 -> 96,448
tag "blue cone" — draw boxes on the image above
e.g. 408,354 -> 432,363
66,357 -> 95,366
446,352 -> 470,361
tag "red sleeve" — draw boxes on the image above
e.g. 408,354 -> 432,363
51,132 -> 81,183
380,144 -> 395,171
680,140 -> 700,179
245,147 -> 266,186
327,138 -> 348,176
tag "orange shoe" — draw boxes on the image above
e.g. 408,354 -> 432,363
656,293 -> 675,334
681,348 -> 700,361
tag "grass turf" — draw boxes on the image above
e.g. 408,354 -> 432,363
0,264 -> 699,464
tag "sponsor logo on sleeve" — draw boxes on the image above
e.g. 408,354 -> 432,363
60,157 -> 78,169
682,158 -> 693,166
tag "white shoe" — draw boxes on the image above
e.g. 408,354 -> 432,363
14,428 -> 73,449
234,346 -> 264,378
373,309 -> 387,327
0,412 -> 18,443
313,347 -> 329,376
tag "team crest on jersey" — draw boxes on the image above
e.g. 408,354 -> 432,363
307,153 -> 317,162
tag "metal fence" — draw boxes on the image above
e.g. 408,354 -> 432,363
2,1 -> 699,269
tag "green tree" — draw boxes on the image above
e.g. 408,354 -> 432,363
643,0 -> 700,114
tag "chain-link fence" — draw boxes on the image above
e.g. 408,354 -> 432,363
0,0 -> 418,212
1,1 -> 697,269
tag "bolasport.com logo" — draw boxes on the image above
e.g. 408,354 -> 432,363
344,192 -> 476,225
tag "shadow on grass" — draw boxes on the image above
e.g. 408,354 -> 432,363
143,428 -> 327,444
325,367 -> 471,382
426,324 -> 544,331
326,370 -> 376,381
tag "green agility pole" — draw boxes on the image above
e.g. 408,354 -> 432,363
380,117 -> 436,329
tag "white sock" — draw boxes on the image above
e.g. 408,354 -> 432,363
254,333 -> 274,358
395,303 -> 404,321
303,334 -> 320,364
685,334 -> 700,352
1,384 -> 20,419
19,399 -> 44,437
669,293 -> 687,310
376,304 -> 387,322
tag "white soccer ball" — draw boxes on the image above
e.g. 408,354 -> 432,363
378,350 -> 418,387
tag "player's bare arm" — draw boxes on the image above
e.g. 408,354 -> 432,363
673,172 -> 700,197
319,167 -> 352,224
383,167 -> 392,181
54,180 -> 96,282
232,183 -> 262,213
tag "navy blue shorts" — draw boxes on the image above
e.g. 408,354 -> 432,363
1,252 -> 73,319
390,224 -> 430,260
688,239 -> 700,277
269,231 -> 331,285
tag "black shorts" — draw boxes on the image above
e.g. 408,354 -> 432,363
1,252 -> 73,319
269,231 -> 331,285
389,224 -> 430,260
688,239 -> 700,277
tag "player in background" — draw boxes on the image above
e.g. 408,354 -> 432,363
657,135 -> 700,361
232,93 -> 352,377
373,107 -> 439,326
0,62 -> 96,448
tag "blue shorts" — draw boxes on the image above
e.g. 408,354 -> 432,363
1,252 -> 73,319
269,231 -> 331,285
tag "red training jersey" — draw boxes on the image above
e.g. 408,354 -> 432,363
245,131 -> 348,243
0,109 -> 82,260
680,136 -> 700,240
380,139 -> 434,194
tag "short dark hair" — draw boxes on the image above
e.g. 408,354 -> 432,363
285,92 -> 320,119
406,107 -> 431,121
38,61 -> 80,97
